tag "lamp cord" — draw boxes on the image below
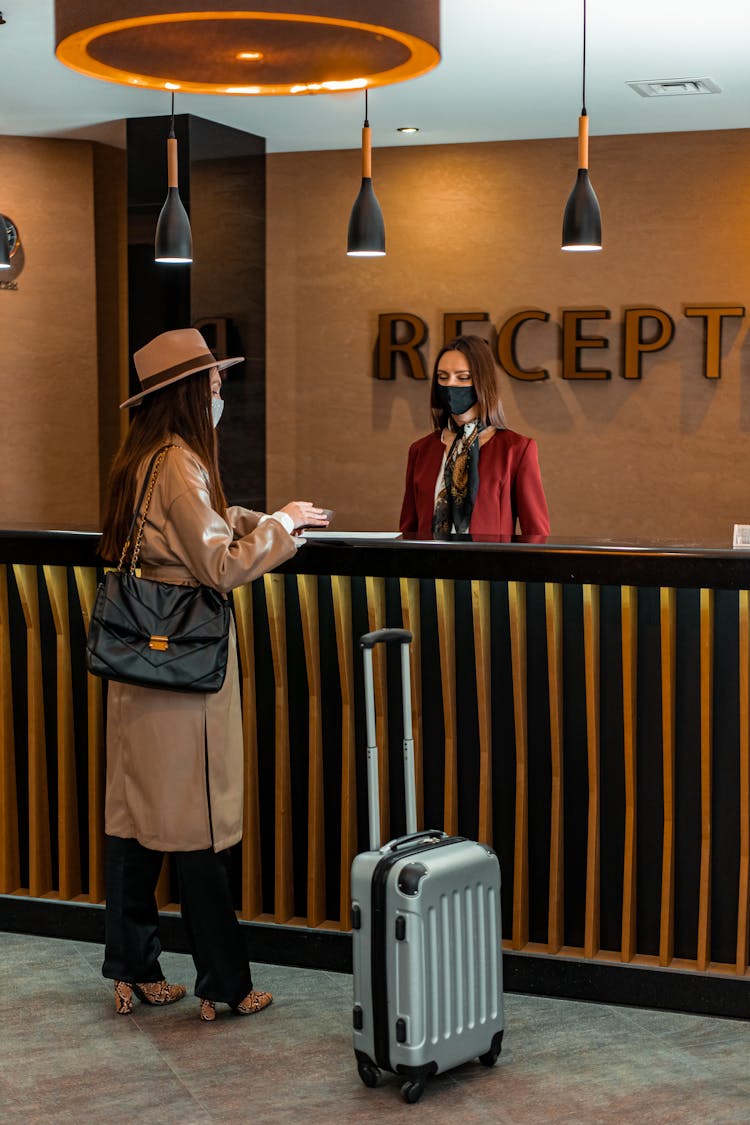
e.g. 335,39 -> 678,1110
364,87 -> 369,128
580,0 -> 584,115
169,90 -> 175,139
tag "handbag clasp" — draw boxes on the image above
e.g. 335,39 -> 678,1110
149,635 -> 169,651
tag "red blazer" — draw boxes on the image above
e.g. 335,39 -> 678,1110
399,429 -> 549,537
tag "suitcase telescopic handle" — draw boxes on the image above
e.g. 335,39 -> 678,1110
360,628 -> 413,650
360,628 -> 417,850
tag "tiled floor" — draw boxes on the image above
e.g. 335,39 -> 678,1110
1,931 -> 749,1124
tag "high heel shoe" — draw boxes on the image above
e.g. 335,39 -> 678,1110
198,989 -> 273,1022
114,979 -> 187,1014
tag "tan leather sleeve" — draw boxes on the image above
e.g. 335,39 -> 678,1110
146,446 -> 298,593
226,505 -> 263,536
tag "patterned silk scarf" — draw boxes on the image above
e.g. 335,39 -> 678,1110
432,420 -> 485,535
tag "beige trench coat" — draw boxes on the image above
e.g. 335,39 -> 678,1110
104,440 -> 298,852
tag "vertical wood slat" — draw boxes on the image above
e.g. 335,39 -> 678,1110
0,565 -> 20,892
399,577 -> 424,828
365,576 -> 389,844
297,574 -> 325,927
43,566 -> 81,901
73,566 -> 105,902
232,583 -> 262,919
472,581 -> 493,846
659,587 -> 677,966
583,584 -> 601,958
737,590 -> 750,973
545,583 -> 564,953
697,588 -> 714,970
508,580 -> 529,950
435,579 -> 458,835
13,564 -> 52,896
621,586 -> 638,961
332,576 -> 356,926
264,573 -> 294,923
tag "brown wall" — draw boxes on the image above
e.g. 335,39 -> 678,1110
266,129 -> 750,541
0,137 -> 101,527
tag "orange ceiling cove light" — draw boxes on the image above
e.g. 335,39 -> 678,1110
54,2 -> 440,96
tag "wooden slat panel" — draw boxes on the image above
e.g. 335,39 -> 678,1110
621,585 -> 638,962
13,564 -> 52,896
73,566 -> 105,902
697,588 -> 714,970
583,584 -> 601,958
332,576 -> 356,927
0,565 -> 20,892
232,582 -> 262,920
399,577 -> 424,828
298,574 -> 325,927
471,580 -> 493,846
435,579 -> 458,835
365,576 -> 389,844
737,590 -> 750,974
545,583 -> 564,953
43,566 -> 81,901
264,573 -> 293,922
659,587 -> 676,967
508,580 -> 528,950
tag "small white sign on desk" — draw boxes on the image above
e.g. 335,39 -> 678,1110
733,524 -> 750,549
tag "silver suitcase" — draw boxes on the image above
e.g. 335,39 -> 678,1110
351,628 -> 504,1104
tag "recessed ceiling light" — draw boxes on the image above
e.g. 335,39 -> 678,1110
397,126 -> 419,134
237,51 -> 263,60
627,77 -> 721,97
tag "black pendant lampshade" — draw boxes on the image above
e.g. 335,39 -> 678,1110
155,93 -> 193,265
561,0 -> 602,252
347,89 -> 385,257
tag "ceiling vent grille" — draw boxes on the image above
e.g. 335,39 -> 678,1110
627,77 -> 721,98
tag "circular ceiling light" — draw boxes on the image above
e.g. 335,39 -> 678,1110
54,2 -> 441,96
397,126 -> 419,133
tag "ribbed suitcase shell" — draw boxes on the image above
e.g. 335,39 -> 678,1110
351,629 -> 504,1101
351,834 -> 504,1080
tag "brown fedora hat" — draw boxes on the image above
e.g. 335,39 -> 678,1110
120,327 -> 244,409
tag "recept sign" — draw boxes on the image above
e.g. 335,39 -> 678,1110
375,307 -> 745,381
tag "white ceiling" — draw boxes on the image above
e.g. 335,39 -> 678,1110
3,0 -> 750,153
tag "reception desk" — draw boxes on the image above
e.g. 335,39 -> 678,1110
2,528 -> 750,1016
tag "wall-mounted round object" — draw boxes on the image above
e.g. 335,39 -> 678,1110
55,1 -> 440,95
3,215 -> 19,257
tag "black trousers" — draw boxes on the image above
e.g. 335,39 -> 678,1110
102,835 -> 252,1006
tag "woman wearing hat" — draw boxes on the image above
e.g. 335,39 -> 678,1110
98,328 -> 328,1022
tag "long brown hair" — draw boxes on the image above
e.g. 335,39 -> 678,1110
430,335 -> 508,432
99,370 -> 227,562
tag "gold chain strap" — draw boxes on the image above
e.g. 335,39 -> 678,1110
117,446 -> 173,574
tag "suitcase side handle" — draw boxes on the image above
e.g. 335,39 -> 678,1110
360,628 -> 413,650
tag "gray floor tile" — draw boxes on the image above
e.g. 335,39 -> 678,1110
2,932 -> 750,1124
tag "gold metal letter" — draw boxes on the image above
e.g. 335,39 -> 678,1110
562,309 -> 611,379
684,305 -> 745,379
622,308 -> 674,379
497,310 -> 550,380
376,313 -> 428,380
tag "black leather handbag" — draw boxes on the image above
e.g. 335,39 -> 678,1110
86,444 -> 230,693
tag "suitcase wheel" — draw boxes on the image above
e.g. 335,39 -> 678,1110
357,1062 -> 380,1088
479,1029 -> 504,1067
400,1079 -> 425,1104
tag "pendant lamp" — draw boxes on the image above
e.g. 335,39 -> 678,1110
154,92 -> 193,265
0,216 -> 10,270
347,89 -> 385,257
561,0 -> 602,252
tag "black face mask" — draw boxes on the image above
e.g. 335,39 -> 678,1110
436,384 -> 478,416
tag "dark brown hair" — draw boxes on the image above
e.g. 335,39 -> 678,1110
99,370 -> 227,563
430,335 -> 507,432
